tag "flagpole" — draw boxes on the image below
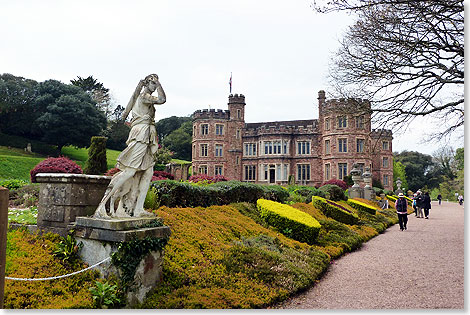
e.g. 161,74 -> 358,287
229,72 -> 232,94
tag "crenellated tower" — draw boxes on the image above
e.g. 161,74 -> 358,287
318,90 -> 374,183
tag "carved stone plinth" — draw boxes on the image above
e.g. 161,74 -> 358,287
348,187 -> 364,199
73,216 -> 171,306
36,173 -> 111,236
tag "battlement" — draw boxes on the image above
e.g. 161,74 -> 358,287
244,120 -> 319,136
192,109 -> 230,120
228,93 -> 246,104
371,128 -> 393,138
324,97 -> 371,107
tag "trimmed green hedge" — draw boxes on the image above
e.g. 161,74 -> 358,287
311,196 -> 359,225
347,199 -> 377,215
0,132 -> 59,156
150,180 -> 289,208
257,199 -> 321,245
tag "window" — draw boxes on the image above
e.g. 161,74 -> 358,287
283,164 -> 288,181
236,156 -> 239,165
356,115 -> 365,129
297,141 -> 311,155
383,157 -> 389,168
263,141 -> 286,155
325,118 -> 330,130
236,129 -> 240,139
244,143 -> 257,156
297,164 -> 311,181
264,165 -> 268,181
215,124 -> 224,135
200,144 -> 208,157
198,165 -> 207,175
338,163 -> 348,180
244,165 -> 256,181
237,109 -> 241,119
383,174 -> 389,186
338,139 -> 347,153
382,141 -> 389,150
215,144 -> 223,157
264,141 -> 272,155
325,164 -> 330,180
201,124 -> 208,135
215,165 -> 223,176
356,139 -> 365,153
276,164 -> 281,181
337,116 -> 347,128
325,139 -> 330,154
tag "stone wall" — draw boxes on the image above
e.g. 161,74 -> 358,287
36,173 -> 111,236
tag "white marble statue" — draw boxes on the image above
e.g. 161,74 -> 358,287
94,74 -> 166,219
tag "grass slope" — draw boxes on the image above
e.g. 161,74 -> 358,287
0,155 -> 45,182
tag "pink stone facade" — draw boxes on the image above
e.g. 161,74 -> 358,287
192,91 -> 393,190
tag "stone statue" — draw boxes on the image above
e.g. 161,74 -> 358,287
94,74 -> 166,219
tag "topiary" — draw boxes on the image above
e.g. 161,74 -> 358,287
318,184 -> 347,201
30,157 -> 83,183
321,179 -> 348,190
84,136 -> 108,175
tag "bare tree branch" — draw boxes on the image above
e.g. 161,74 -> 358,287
314,0 -> 464,139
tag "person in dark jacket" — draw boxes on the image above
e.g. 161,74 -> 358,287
416,190 -> 425,218
437,194 -> 442,205
423,191 -> 432,219
395,193 -> 408,231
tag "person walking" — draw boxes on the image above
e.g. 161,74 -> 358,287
423,191 -> 431,219
458,195 -> 464,206
412,193 -> 418,216
416,190 -> 425,218
437,194 -> 442,205
395,193 -> 408,231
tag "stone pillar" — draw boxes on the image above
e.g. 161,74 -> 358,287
73,217 -> 171,306
362,167 -> 375,200
36,173 -> 111,236
348,163 -> 363,199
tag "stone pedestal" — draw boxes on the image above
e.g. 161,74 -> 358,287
348,187 -> 363,199
364,187 -> 375,201
36,173 -> 111,236
73,216 -> 171,306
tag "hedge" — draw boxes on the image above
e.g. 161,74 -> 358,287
311,196 -> 359,225
0,132 -> 59,156
346,199 -> 377,215
256,199 -> 321,245
149,180 -> 289,208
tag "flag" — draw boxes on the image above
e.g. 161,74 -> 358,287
229,72 -> 232,94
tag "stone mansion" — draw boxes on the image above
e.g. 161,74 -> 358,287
191,91 -> 393,190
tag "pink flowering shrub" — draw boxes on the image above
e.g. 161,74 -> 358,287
105,167 -> 121,177
153,171 -> 174,180
321,179 -> 348,191
188,174 -> 228,184
30,157 -> 83,183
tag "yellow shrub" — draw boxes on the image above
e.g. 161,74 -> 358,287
256,199 -> 321,245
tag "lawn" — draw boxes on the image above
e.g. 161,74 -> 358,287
0,155 -> 45,182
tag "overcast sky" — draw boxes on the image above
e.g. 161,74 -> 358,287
1,0 -> 464,155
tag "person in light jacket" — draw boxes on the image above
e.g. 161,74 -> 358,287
395,193 -> 408,231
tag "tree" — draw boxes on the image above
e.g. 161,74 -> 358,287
431,146 -> 457,181
394,151 -> 435,192
314,0 -> 464,140
35,80 -> 107,152
71,75 -> 114,120
454,147 -> 464,171
102,120 -> 130,151
84,136 -> 108,175
0,73 -> 40,138
393,161 -> 408,191
156,116 -> 192,143
162,120 -> 192,161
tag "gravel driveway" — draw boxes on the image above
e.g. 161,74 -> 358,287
277,201 -> 464,309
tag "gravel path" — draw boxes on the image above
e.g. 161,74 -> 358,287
277,201 -> 464,309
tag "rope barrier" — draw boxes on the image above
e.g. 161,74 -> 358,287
5,257 -> 111,281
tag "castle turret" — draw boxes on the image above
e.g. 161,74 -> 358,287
225,94 -> 246,180
318,90 -> 373,183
